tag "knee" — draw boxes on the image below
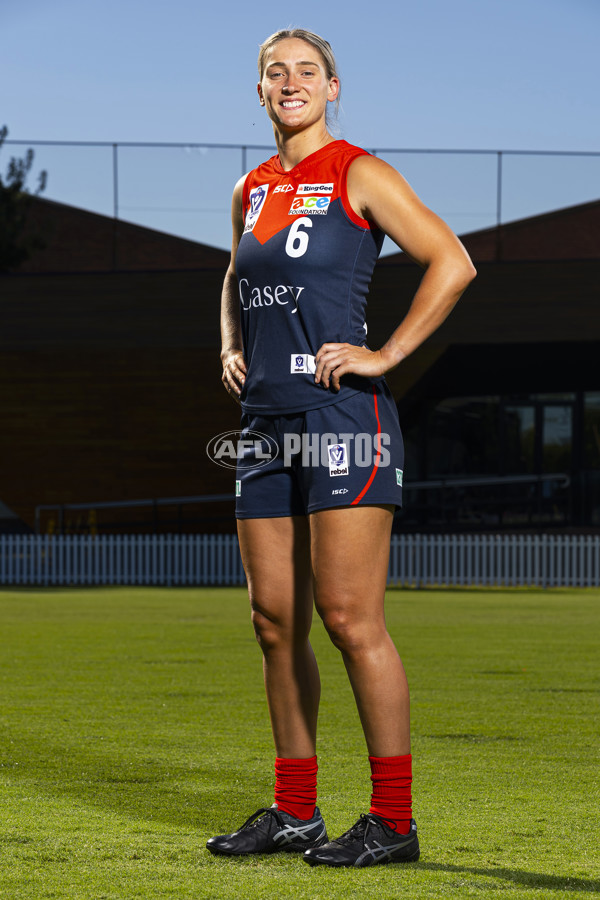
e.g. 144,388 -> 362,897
318,606 -> 367,656
250,589 -> 306,653
250,602 -> 283,651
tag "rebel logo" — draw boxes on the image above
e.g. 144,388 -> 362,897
290,353 -> 316,374
328,443 -> 349,476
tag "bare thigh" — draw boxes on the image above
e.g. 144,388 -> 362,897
309,504 -> 394,633
237,516 -> 313,647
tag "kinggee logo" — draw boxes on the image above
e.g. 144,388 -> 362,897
297,183 -> 334,194
207,430 -> 279,469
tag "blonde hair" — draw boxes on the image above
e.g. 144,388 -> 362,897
258,28 -> 341,118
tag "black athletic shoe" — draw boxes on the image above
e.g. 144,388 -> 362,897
206,805 -> 328,856
303,813 -> 419,867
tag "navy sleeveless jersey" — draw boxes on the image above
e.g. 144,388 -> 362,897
235,140 -> 385,414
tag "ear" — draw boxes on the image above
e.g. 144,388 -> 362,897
327,77 -> 340,103
257,82 -> 265,106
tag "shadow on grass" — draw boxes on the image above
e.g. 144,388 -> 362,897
419,862 -> 600,893
2,729 -> 258,831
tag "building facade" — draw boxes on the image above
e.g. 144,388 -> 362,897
1,197 -> 598,533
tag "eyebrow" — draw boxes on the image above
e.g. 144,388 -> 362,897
266,60 -> 320,69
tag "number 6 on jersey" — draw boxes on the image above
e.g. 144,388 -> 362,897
285,216 -> 312,258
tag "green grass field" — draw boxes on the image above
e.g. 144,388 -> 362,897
0,586 -> 598,899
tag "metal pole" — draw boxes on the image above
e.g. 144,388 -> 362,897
241,145 -> 247,175
112,144 -> 119,270
113,143 -> 119,219
496,150 -> 503,227
496,151 -> 503,261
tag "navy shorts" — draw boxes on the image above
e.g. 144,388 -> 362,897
235,382 -> 404,518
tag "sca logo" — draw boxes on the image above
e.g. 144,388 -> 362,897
207,430 -> 279,470
289,196 -> 330,216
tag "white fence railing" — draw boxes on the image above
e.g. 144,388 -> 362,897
0,534 -> 245,588
1,533 -> 599,588
388,533 -> 600,588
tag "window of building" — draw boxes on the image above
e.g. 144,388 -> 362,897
504,404 -> 535,473
425,397 -> 500,479
583,393 -> 600,470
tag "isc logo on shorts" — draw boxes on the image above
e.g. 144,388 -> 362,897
289,196 -> 330,215
297,183 -> 334,194
328,443 -> 349,476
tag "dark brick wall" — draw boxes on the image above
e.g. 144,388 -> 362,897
3,197 -> 599,532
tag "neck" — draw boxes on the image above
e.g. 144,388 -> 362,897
273,123 -> 336,171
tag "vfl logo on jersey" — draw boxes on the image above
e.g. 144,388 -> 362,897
243,183 -> 269,233
290,353 -> 316,374
328,443 -> 349,477
297,183 -> 334,194
289,196 -> 330,216
274,184 -> 294,193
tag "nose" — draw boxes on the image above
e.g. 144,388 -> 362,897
282,75 -> 299,93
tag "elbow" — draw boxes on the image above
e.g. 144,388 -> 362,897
465,260 -> 477,286
452,257 -> 477,292
429,251 -> 477,291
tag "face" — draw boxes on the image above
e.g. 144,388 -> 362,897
257,38 -> 339,132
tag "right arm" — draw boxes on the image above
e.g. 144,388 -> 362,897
220,174 -> 248,402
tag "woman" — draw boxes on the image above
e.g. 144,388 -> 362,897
207,28 -> 476,868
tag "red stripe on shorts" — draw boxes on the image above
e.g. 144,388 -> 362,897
351,387 -> 381,505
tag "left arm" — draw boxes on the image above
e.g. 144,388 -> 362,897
314,155 -> 477,390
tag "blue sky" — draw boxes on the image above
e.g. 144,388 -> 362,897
2,0 -> 599,249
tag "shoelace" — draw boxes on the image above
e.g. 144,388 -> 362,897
237,807 -> 285,832
337,814 -> 372,845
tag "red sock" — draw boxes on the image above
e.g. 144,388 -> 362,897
369,754 -> 413,834
274,756 -> 318,820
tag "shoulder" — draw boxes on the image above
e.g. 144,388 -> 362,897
230,172 -> 249,223
346,154 -> 418,221
232,172 -> 249,204
347,153 -> 409,191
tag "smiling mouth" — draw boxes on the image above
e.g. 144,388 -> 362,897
281,100 -> 306,109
